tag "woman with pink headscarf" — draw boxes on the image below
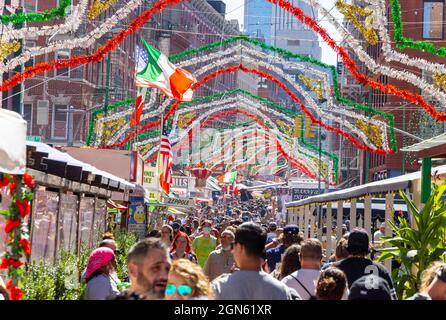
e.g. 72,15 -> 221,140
83,247 -> 120,300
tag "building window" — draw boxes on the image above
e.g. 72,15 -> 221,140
52,105 -> 67,139
24,40 -> 36,69
71,48 -> 84,79
24,0 -> 37,12
287,39 -> 300,46
423,1 -> 444,39
56,51 -> 70,77
23,103 -> 33,135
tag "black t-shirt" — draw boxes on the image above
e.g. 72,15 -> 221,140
333,257 -> 395,297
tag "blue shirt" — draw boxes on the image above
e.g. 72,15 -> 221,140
266,244 -> 286,272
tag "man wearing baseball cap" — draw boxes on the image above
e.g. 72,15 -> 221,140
266,222 -> 278,244
348,274 -> 392,300
333,227 -> 396,299
266,224 -> 301,272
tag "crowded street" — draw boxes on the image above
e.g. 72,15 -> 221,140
0,0 -> 446,306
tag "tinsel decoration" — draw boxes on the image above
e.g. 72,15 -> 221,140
87,98 -> 135,146
88,0 -> 119,20
356,120 -> 383,148
169,34 -> 397,151
335,0 -> 378,45
0,0 -> 71,24
193,64 -> 387,155
266,0 -> 446,122
298,74 -> 325,100
0,41 -> 20,61
390,0 -> 446,56
433,73 -> 446,92
178,112 -> 196,129
276,120 -> 294,137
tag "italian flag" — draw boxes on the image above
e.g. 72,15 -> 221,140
218,171 -> 238,184
135,39 -> 197,101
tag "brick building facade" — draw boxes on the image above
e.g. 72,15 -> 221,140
1,0 -> 249,145
339,0 -> 446,185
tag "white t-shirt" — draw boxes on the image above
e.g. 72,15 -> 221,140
374,230 -> 385,242
282,269 -> 321,300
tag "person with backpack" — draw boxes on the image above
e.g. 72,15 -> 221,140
281,238 -> 323,300
332,228 -> 396,299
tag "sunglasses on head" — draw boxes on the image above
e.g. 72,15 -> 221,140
165,284 -> 192,296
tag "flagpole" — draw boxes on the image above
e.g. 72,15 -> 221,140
157,100 -> 165,196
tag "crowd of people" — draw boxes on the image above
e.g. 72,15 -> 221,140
75,198 -> 446,300
1,198 -> 445,301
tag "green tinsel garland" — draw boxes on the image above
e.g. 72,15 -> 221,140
0,0 -> 71,24
391,0 -> 446,56
170,35 -> 397,152
86,97 -> 135,146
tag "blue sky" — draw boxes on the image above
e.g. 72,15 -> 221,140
222,0 -> 342,66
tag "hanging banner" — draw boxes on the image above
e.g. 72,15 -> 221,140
128,196 -> 146,239
143,167 -> 158,191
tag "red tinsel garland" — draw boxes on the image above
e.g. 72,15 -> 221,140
174,107 -> 324,182
0,0 -> 444,123
267,0 -> 444,120
4,219 -> 21,234
192,64 -> 388,155
144,152 -> 158,164
114,65 -> 388,157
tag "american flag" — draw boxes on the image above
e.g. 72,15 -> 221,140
157,123 -> 173,195
135,45 -> 149,73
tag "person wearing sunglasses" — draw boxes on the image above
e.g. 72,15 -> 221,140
165,259 -> 215,300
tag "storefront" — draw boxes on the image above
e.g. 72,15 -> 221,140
17,141 -> 134,263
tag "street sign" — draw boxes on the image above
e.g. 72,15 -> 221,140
291,188 -> 323,201
26,135 -> 42,142
161,195 -> 194,207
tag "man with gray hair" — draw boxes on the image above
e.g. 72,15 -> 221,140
111,237 -> 171,300
203,229 -> 235,281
